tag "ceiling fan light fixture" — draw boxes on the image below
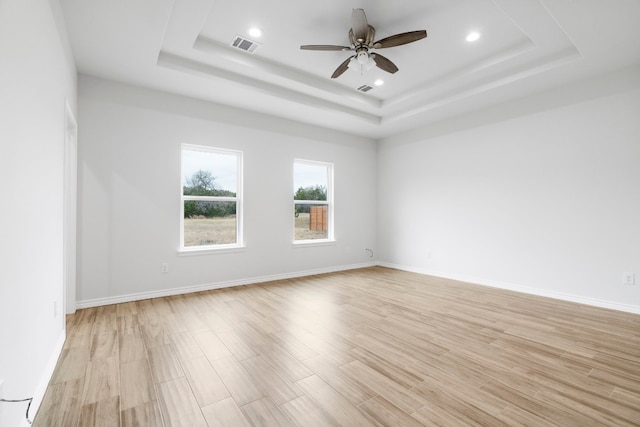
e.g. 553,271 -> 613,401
365,55 -> 376,71
356,50 -> 369,65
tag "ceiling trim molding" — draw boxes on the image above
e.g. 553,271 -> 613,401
156,51 -> 382,124
193,36 -> 382,110
383,45 -> 582,123
384,39 -> 536,109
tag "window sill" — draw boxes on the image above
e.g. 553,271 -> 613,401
292,240 -> 336,248
178,245 -> 245,256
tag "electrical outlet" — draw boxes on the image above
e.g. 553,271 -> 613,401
622,272 -> 635,285
161,263 -> 169,274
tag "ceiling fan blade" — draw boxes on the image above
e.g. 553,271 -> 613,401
365,25 -> 376,47
373,30 -> 427,49
300,45 -> 351,51
331,56 -> 354,79
372,53 -> 399,74
351,8 -> 369,42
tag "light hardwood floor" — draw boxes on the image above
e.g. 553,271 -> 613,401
34,267 -> 640,426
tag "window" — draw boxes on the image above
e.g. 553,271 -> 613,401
293,159 -> 333,242
180,145 -> 242,251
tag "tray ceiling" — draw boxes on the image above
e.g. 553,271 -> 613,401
61,0 -> 640,138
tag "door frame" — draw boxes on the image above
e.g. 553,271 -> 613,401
63,101 -> 78,315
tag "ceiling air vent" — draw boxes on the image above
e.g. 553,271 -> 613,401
230,36 -> 261,54
356,85 -> 374,93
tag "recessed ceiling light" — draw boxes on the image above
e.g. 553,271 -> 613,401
466,31 -> 480,42
374,79 -> 384,86
248,27 -> 262,38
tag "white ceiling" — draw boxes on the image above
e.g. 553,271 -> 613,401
60,0 -> 640,138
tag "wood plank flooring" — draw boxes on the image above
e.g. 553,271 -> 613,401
34,267 -> 640,426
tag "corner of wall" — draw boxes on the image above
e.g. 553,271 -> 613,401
26,330 -> 66,426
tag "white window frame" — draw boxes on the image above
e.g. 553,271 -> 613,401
293,159 -> 334,244
179,144 -> 243,253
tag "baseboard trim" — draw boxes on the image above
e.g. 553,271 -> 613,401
379,262 -> 640,315
23,330 -> 66,427
76,262 -> 377,309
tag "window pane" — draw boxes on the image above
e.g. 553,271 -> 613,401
294,163 -> 327,201
183,149 -> 237,195
294,203 -> 328,240
184,201 -> 237,246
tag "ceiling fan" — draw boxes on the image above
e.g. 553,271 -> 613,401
300,8 -> 427,79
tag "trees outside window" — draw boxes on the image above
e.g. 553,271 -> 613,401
181,145 -> 242,250
293,160 -> 333,242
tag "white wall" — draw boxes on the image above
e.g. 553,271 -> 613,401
77,76 -> 377,306
0,0 -> 77,425
378,66 -> 640,313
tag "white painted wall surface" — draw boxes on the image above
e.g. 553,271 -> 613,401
77,76 -> 377,305
0,0 -> 77,425
378,67 -> 640,313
